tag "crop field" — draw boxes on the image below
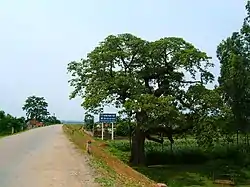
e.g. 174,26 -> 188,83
106,138 -> 250,187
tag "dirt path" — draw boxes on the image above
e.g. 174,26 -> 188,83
0,125 -> 99,187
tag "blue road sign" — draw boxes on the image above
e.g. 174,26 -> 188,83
99,113 -> 116,123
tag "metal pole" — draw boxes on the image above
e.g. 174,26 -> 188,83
111,122 -> 114,140
101,123 -> 104,140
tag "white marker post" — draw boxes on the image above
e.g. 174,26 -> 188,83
111,122 -> 114,140
101,122 -> 104,140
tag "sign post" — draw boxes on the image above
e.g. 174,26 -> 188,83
101,123 -> 104,140
111,123 -> 114,140
99,113 -> 116,140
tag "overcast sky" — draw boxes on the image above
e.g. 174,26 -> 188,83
0,0 -> 247,121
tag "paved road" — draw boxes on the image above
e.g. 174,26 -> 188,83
0,125 -> 99,187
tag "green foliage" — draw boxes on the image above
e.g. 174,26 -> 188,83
44,115 -> 61,125
0,110 -> 26,135
107,138 -> 250,166
84,113 -> 94,130
67,1 -> 250,167
67,33 -> 215,165
67,33 -> 214,117
115,121 -> 135,137
123,94 -> 189,144
113,115 -> 135,136
184,85 -> 223,148
64,1 -> 250,184
22,95 -> 50,122
107,139 -> 250,186
217,1 -> 250,134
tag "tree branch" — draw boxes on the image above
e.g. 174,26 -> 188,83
154,87 -> 165,97
179,80 -> 201,84
145,134 -> 164,144
144,78 -> 153,94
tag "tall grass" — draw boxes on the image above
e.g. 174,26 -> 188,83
107,138 -> 250,166
106,138 -> 250,186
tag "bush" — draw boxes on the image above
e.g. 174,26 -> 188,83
115,124 -> 130,136
115,122 -> 135,137
0,111 -> 26,135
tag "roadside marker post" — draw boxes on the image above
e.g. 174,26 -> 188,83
86,140 -> 92,154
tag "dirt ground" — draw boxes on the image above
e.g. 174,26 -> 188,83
63,125 -> 156,187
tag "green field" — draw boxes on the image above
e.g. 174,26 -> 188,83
106,138 -> 250,187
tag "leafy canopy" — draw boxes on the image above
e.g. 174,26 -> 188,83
22,96 -> 49,121
217,1 -> 250,132
84,113 -> 94,130
68,34 -> 214,121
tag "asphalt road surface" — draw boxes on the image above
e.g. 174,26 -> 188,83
0,125 -> 99,187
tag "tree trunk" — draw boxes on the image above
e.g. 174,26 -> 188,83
170,141 -> 173,154
128,111 -> 132,151
129,125 -> 146,166
92,123 -> 95,136
237,130 -> 239,145
247,134 -> 249,146
129,124 -> 132,151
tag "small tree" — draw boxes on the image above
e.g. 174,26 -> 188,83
217,1 -> 250,143
22,96 -> 50,122
84,114 -> 94,130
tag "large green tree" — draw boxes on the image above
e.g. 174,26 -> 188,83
22,96 -> 50,122
217,1 -> 250,140
68,34 -> 214,165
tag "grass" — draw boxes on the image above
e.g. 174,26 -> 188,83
63,124 -> 155,187
136,165 -> 216,187
136,165 -> 250,187
64,125 -> 250,186
0,129 -> 28,139
106,138 -> 250,187
62,125 -> 118,186
90,158 -> 117,186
